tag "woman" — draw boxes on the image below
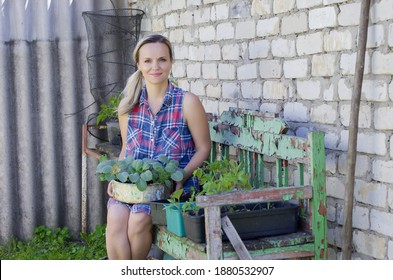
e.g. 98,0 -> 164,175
105,34 -> 211,260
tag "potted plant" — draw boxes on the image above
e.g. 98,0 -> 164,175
95,154 -> 184,203
96,92 -> 122,144
182,159 -> 299,243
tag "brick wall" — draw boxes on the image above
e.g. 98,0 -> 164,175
130,0 -> 393,260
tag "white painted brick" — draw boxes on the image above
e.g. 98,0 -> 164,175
389,240 -> 393,260
249,40 -> 269,59
357,133 -> 387,156
353,231 -> 386,259
230,1 -> 251,18
203,0 -> 220,4
222,82 -> 240,99
390,81 -> 393,102
199,26 -> 215,42
186,63 -> 201,78
371,209 -> 393,237
326,176 -> 345,199
152,18 -> 165,32
297,80 -> 321,100
179,11 -> 193,26
391,135 -> 393,159
219,102 -> 237,115
206,84 -> 221,98
311,54 -> 336,77
283,59 -> 308,78
325,131 -> 340,150
389,23 -> 393,47
309,7 -> 337,30
165,13 -> 179,28
216,22 -> 235,40
327,203 -> 336,222
239,100 -> 260,111
263,81 -> 287,100
194,8 -> 211,24
325,152 -> 337,175
174,45 -> 188,60
235,21 -> 256,39
273,0 -> 295,14
388,186 -> 393,210
373,160 -> 393,184
339,104 -> 371,128
338,78 -> 352,100
372,51 -> 393,75
172,62 -> 186,78
215,3 -> 229,20
324,29 -> 353,52
157,0 -> 171,15
260,103 -> 281,113
296,0 -> 322,9
340,52 -> 371,75
204,99 -> 219,115
189,45 -> 205,61
237,63 -> 258,80
338,2 -> 360,26
187,0 -> 202,7
375,106 -> 393,130
241,82 -> 262,99
169,29 -> 183,43
338,154 -> 369,177
222,44 -> 239,60
362,79 -> 389,102
271,38 -> 296,57
184,29 -> 198,43
283,102 -> 309,122
323,83 -> 334,101
296,32 -> 323,55
172,0 -> 186,10
281,12 -> 308,35
367,24 -> 385,48
355,181 -> 387,208
205,44 -> 221,60
259,60 -> 282,78
370,0 -> 393,23
251,0 -> 272,16
256,17 -> 280,37
177,79 -> 190,91
202,63 -> 217,79
311,103 -> 337,124
190,80 -> 205,96
337,130 -> 349,151
218,63 -> 236,79
353,206 -> 370,231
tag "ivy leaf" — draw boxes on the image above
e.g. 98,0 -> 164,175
170,170 -> 184,182
136,179 -> 148,191
117,172 -> 128,183
140,170 -> 153,182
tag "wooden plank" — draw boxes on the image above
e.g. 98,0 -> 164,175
205,206 -> 222,260
197,186 -> 313,207
221,216 -> 252,260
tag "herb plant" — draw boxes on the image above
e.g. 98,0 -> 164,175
96,92 -> 122,125
96,154 -> 184,192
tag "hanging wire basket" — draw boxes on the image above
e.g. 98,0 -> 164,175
82,9 -> 145,106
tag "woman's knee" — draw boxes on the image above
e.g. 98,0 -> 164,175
128,213 -> 152,236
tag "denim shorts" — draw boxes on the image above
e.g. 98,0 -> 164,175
107,197 -> 151,215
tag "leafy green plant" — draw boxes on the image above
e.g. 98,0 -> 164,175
96,154 -> 184,191
96,92 -> 122,125
194,159 -> 252,195
0,225 -> 106,260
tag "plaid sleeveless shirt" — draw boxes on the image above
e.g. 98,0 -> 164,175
125,81 -> 198,192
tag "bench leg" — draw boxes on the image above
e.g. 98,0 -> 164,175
205,206 -> 222,260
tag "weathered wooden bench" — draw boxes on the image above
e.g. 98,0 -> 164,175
153,108 -> 327,260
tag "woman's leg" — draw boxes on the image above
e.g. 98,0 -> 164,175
127,212 -> 153,260
106,204 -> 132,259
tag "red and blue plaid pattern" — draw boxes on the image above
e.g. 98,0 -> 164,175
125,81 -> 198,192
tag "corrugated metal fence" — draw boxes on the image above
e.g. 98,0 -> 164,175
0,0 -> 130,243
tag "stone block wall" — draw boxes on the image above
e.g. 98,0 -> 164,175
130,0 -> 393,260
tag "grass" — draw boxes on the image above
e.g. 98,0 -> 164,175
0,224 -> 107,260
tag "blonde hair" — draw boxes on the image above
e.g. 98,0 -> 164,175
118,34 -> 173,116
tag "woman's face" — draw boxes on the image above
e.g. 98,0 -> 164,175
137,42 -> 172,86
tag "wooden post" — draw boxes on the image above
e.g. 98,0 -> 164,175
342,0 -> 371,260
